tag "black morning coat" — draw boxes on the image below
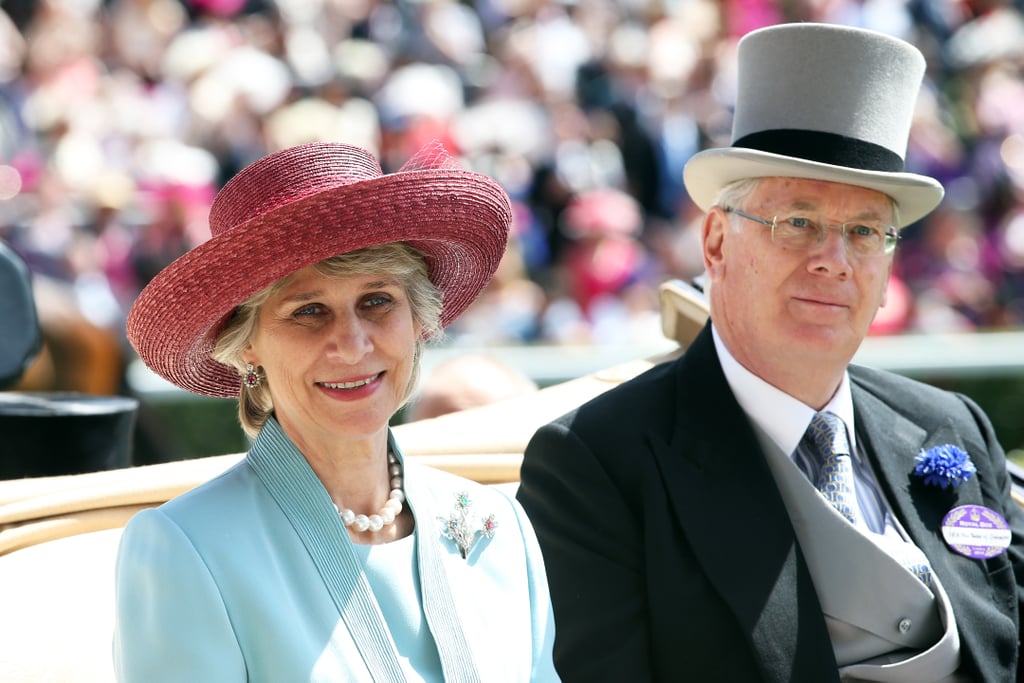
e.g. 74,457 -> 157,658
518,323 -> 1024,682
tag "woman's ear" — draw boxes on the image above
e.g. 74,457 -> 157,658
241,343 -> 256,367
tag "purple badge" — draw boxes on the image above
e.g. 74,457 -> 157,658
941,505 -> 1011,559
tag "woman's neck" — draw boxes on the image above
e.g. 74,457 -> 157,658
280,421 -> 413,543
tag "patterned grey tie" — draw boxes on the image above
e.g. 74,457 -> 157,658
806,411 -> 935,590
807,411 -> 858,525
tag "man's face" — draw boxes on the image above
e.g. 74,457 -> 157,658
704,177 -> 895,392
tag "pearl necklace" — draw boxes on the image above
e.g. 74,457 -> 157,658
335,451 -> 405,533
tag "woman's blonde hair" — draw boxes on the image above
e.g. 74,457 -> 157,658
212,243 -> 444,438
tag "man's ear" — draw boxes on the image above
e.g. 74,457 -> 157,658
702,207 -> 729,278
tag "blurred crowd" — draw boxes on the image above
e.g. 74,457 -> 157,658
3,0 -> 1024,397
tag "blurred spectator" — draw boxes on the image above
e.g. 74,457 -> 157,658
0,0 -> 1023,406
407,353 -> 538,421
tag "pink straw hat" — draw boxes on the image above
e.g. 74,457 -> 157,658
127,141 -> 512,398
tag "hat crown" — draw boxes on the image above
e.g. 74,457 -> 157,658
731,23 -> 925,169
682,23 -> 944,227
209,143 -> 385,238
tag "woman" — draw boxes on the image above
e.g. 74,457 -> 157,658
114,141 -> 558,682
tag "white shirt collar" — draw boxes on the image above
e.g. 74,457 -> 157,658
711,323 -> 857,457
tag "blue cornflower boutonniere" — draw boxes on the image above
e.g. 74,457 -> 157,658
913,444 -> 977,489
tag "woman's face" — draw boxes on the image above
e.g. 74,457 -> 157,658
243,265 -> 421,448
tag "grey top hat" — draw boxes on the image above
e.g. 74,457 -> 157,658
684,23 -> 944,227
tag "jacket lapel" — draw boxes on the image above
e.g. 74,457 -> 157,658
851,378 -> 997,674
851,379 -> 987,559
247,420 -> 405,682
399,448 -> 482,683
650,326 -> 837,682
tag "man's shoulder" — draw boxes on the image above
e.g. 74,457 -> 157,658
849,363 -> 950,398
848,363 -> 973,419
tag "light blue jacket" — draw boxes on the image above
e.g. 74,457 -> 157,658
113,419 -> 557,682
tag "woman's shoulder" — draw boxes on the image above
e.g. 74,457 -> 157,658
143,458 -> 258,527
404,461 -> 522,518
120,456 -> 297,559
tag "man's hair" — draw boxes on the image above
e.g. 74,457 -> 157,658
713,178 -> 901,231
715,179 -> 760,230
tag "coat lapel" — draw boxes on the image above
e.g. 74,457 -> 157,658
650,326 -> 837,682
851,379 -> 987,561
851,378 -> 997,674
399,447 -> 482,683
249,423 -> 484,683
247,420 -> 405,682
852,386 -> 931,537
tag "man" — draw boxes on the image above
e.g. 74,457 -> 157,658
517,22 -> 1024,682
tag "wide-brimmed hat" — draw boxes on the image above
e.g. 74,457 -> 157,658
684,23 -> 944,227
127,141 -> 512,398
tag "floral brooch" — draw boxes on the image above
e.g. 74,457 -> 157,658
913,444 -> 977,489
438,491 -> 497,560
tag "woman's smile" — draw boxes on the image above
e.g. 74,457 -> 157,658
316,372 -> 385,400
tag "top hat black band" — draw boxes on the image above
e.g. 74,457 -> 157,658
733,129 -> 905,173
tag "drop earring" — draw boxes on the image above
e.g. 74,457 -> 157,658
243,363 -> 262,389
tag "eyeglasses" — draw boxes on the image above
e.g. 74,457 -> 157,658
722,207 -> 900,257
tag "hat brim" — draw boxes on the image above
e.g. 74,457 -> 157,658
684,148 -> 944,227
127,168 -> 510,398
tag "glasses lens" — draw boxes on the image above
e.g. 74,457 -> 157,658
883,230 -> 899,255
772,217 -> 820,249
772,217 -> 895,256
845,224 -> 887,255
